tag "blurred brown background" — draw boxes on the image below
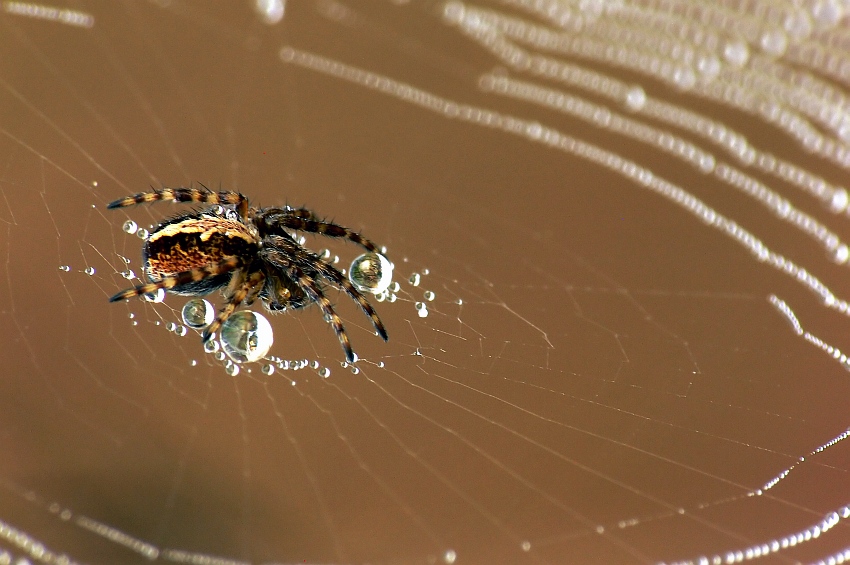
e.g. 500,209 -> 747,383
1,1 -> 849,563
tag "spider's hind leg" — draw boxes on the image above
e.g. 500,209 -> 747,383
109,257 -> 243,302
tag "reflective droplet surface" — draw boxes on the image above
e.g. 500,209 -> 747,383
219,310 -> 274,363
84,267 -> 95,275
182,298 -> 215,329
349,252 -> 394,294
122,220 -> 138,234
143,288 -> 165,303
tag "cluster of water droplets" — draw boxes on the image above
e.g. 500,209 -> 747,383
108,218 -> 444,372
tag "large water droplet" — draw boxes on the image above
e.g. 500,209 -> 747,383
219,311 -> 274,363
349,252 -> 394,294
182,298 -> 215,329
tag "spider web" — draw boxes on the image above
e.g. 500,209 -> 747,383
1,1 -> 850,563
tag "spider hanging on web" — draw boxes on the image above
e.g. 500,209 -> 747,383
107,185 -> 389,363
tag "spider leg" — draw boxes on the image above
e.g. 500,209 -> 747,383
262,248 -> 356,363
257,208 -> 379,252
270,235 -> 388,341
202,269 -> 266,342
107,185 -> 249,218
109,257 -> 243,302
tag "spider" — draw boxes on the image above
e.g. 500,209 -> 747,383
107,185 -> 388,362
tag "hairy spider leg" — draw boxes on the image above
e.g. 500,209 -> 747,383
263,248 -> 355,362
202,269 -> 267,342
107,186 -> 249,218
270,235 -> 388,341
109,257 -> 243,302
258,208 -> 379,252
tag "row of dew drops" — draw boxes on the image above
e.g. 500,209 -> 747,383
63,219 -> 446,377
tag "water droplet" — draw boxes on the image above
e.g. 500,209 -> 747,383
350,366 -> 360,375
415,301 -> 426,310
422,268 -> 430,275
829,189 -> 849,213
319,367 -> 330,377
143,288 -> 165,302
204,339 -> 220,353
225,361 -> 240,376
424,291 -> 435,301
444,549 -> 457,564
122,220 -> 138,234
624,85 -> 646,111
723,40 -> 749,67
418,307 -> 429,318
811,0 -> 843,28
165,322 -> 176,332
389,281 -> 400,292
388,293 -> 397,303
310,360 -> 320,369
456,298 -> 463,305
262,364 -> 275,375
182,298 -> 215,329
696,55 -> 721,80
190,359 -> 198,367
175,325 -> 188,337
214,351 -> 226,361
409,272 -> 421,286
349,253 -> 394,294
122,269 -> 136,280
58,265 -> 71,272
521,541 -> 531,551
320,249 -> 331,260
759,29 -> 788,56
831,244 -> 849,264
136,228 -> 149,239
220,311 -> 274,363
84,267 -> 96,275
255,0 -> 285,25
377,361 -> 385,368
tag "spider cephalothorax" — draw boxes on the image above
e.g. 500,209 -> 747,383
108,186 -> 388,362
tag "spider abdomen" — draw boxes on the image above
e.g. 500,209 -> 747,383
143,213 -> 258,295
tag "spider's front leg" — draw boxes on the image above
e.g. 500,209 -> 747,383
262,248 -> 357,362
258,208 -> 379,252
109,257 -> 243,302
107,185 -> 249,218
269,235 -> 388,341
